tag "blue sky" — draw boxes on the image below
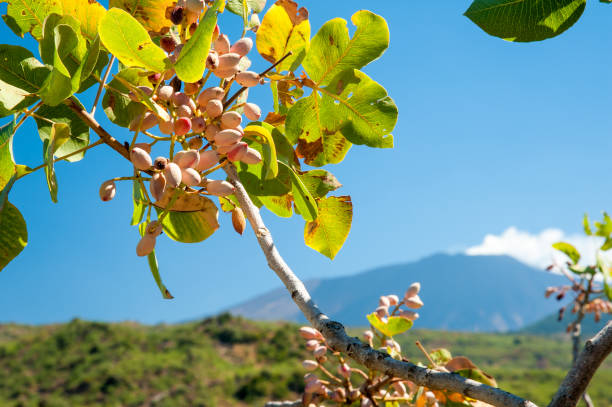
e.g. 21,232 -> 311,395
1,1 -> 611,324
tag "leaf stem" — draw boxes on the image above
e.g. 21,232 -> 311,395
14,100 -> 44,133
25,139 -> 105,175
91,56 -> 116,115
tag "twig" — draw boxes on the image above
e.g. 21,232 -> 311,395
223,51 -> 293,109
91,56 -> 116,115
26,139 -> 104,174
222,163 -> 538,407
264,401 -> 301,407
548,321 -> 612,407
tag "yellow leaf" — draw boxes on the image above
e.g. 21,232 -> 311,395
61,0 -> 107,42
109,0 -> 176,32
256,0 -> 310,71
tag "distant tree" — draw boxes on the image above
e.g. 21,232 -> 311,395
0,1 -> 610,406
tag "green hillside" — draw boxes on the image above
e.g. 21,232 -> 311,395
0,315 -> 610,406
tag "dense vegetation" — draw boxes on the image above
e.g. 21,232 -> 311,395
0,314 -> 609,407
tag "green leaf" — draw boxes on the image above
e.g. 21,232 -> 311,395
98,8 -> 168,73
131,179 -> 147,225
227,0 -> 249,26
34,103 -> 90,162
366,313 -> 413,337
281,162 -> 317,222
153,193 -> 219,243
38,19 -> 81,106
464,0 -> 586,42
256,0 -> 310,72
0,118 -> 17,191
552,242 -> 580,264
174,0 -> 223,82
604,278 -> 612,302
0,200 -> 28,272
247,0 -> 266,13
303,10 -> 389,86
102,67 -> 149,127
0,45 -> 51,118
286,69 -> 397,165
244,124 -> 278,179
583,213 -> 592,236
456,368 -> 497,387
147,251 -> 174,299
43,123 -> 70,203
109,0 -> 175,32
304,195 -> 352,259
299,169 -> 341,198
594,212 -> 612,238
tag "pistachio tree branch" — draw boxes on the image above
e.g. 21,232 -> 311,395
222,164 -> 537,407
264,401 -> 301,407
548,321 -> 612,407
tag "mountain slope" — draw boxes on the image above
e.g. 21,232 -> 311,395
229,254 -> 567,332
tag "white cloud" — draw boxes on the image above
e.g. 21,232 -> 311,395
465,227 -> 603,269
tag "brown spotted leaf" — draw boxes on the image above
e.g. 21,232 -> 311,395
256,0 -> 310,71
304,196 -> 352,259
110,0 -> 175,33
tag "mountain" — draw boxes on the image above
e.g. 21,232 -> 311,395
229,254 -> 569,332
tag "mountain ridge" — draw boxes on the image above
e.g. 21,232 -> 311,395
229,253 -> 569,332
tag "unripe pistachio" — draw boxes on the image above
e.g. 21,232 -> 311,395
129,86 -> 153,102
363,330 -> 374,342
227,142 -> 247,162
197,150 -> 219,171
204,123 -> 220,141
157,85 -> 175,102
163,69 -> 175,80
174,117 -> 192,136
173,149 -> 200,169
398,310 -> 419,321
206,50 -> 219,70
206,99 -> 223,118
404,282 -> 421,299
385,339 -> 401,352
148,72 -> 162,84
130,147 -> 153,171
164,162 -> 182,187
198,87 -> 225,107
158,118 -> 174,135
184,81 -> 201,96
331,388 -> 346,403
214,34 -> 230,55
338,363 -> 351,379
181,167 -> 201,186
243,102 -> 261,121
240,147 -> 262,164
189,22 -> 197,36
217,53 -> 241,69
379,296 -> 390,307
216,143 -> 236,155
133,142 -> 152,154
154,156 -> 168,170
99,180 -> 116,202
249,13 -> 260,32
160,36 -> 177,53
302,360 -> 318,371
349,389 -> 361,400
232,207 -> 246,235
213,65 -> 239,79
172,91 -> 190,107
360,399 -> 373,407
392,382 -> 407,397
129,112 -> 158,131
206,180 -> 235,196
299,327 -> 323,340
313,345 -> 326,358
387,294 -> 399,306
191,117 -> 206,134
170,75 -> 182,92
375,305 -> 388,319
305,339 -> 319,351
176,104 -> 192,118
221,111 -> 242,129
304,379 -> 322,394
136,234 -> 156,256
150,172 -> 166,201
425,391 -> 436,402
215,129 -> 242,147
189,136 -> 204,150
230,37 -> 253,57
404,294 -> 424,309
146,220 -> 163,237
303,373 -> 318,384
235,71 -> 261,87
